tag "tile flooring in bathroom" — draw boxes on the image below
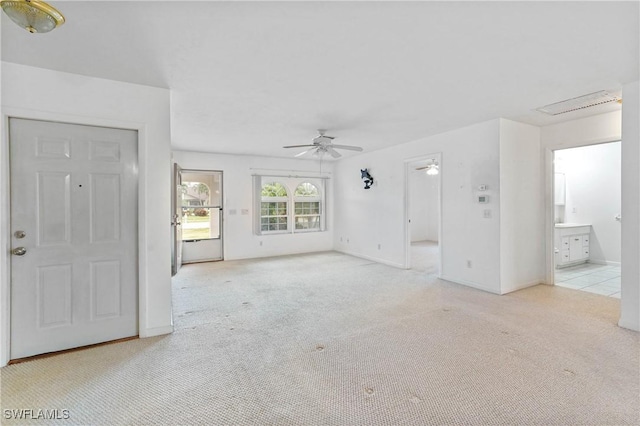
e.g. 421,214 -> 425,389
555,263 -> 621,298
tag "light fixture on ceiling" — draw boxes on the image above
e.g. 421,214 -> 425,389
1,0 -> 65,34
416,159 -> 439,176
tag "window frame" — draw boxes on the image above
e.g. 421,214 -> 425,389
259,181 -> 290,234
254,176 -> 326,236
293,182 -> 322,233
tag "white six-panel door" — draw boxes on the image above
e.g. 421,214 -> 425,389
9,118 -> 138,359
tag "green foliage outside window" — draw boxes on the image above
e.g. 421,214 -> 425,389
261,182 -> 288,197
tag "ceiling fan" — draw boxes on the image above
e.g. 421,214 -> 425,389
415,158 -> 439,175
283,130 -> 363,158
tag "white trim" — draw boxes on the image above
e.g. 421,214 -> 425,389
587,259 -> 621,267
439,275 -> 501,295
0,108 -> 158,367
139,325 -> 175,338
501,280 -> 544,295
618,317 -> 640,332
336,249 -> 405,269
545,139 -> 621,288
403,153 -> 443,272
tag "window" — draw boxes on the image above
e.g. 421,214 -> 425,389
294,183 -> 321,231
254,176 -> 326,235
260,182 -> 289,232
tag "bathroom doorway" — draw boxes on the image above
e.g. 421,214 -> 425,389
405,154 -> 442,275
553,142 -> 621,298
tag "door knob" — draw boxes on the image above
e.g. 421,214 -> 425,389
11,247 -> 27,256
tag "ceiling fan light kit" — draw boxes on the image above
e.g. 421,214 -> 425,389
415,159 -> 439,176
1,0 -> 65,33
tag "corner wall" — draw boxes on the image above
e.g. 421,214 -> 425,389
333,119 -> 502,293
499,119 -> 545,293
1,63 -> 174,365
171,151 -> 334,260
620,80 -> 640,331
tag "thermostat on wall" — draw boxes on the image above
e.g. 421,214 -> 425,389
478,195 -> 490,203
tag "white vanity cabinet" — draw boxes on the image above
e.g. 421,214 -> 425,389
555,224 -> 591,268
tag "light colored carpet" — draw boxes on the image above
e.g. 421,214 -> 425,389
410,240 -> 439,274
2,251 -> 638,425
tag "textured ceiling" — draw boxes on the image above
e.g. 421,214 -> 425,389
2,1 -> 638,159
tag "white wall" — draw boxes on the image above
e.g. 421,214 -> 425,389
409,171 -> 429,242
556,142 -> 621,264
172,151 -> 334,260
409,161 -> 439,243
334,119 -> 502,293
1,63 -> 174,365
499,119 -> 545,293
620,81 -> 640,332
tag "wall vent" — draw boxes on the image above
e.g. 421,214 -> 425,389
536,91 -> 619,115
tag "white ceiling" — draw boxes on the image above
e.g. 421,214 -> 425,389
2,1 -> 638,160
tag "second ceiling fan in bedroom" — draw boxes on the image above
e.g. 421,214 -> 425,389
283,130 -> 363,158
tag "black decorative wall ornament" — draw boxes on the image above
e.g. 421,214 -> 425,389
361,169 -> 374,189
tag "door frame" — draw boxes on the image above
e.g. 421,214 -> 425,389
403,153 -> 443,274
1,108 -> 148,366
544,137 -> 622,286
178,168 -> 224,264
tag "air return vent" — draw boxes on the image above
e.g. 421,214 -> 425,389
536,91 -> 619,115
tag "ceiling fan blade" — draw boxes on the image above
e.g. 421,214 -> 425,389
330,144 -> 363,152
284,144 -> 316,149
327,147 -> 342,158
295,148 -> 315,157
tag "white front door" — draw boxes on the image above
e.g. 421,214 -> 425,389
9,118 -> 138,359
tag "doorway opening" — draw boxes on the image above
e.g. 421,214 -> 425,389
174,169 -> 224,267
552,142 -> 621,298
405,154 -> 442,275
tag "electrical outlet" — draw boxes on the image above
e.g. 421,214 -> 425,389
347,238 -> 350,244
340,237 -> 343,242
378,244 -> 381,250
483,209 -> 492,218
259,241 -> 263,246
467,260 -> 472,268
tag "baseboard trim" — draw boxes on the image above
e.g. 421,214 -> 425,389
335,250 -> 404,269
588,259 -> 621,266
618,317 -> 640,332
439,275 -> 501,295
140,325 -> 173,338
501,280 -> 543,295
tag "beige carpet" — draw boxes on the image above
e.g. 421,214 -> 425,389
410,240 -> 439,274
2,251 -> 638,425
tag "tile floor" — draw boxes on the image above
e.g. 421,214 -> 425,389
555,263 -> 621,298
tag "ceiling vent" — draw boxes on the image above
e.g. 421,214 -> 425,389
536,91 -> 619,116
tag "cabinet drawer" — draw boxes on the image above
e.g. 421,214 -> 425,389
582,236 -> 590,246
561,237 -> 570,248
583,248 -> 589,258
561,251 -> 570,263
